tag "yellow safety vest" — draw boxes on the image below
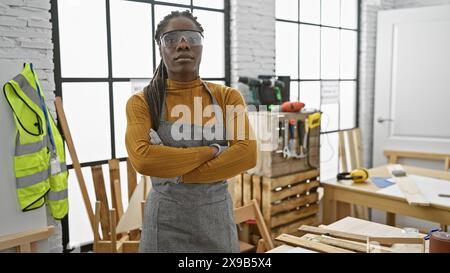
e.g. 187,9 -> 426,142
3,63 -> 68,220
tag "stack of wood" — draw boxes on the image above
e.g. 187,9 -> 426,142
276,225 -> 425,253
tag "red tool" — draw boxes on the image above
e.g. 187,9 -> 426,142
281,101 -> 305,112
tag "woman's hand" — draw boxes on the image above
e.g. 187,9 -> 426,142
208,146 -> 219,159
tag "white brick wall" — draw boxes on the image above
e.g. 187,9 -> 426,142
358,0 -> 394,167
0,0 -> 61,253
359,0 -> 450,167
230,0 -> 275,85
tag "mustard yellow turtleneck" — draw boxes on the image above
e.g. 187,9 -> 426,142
125,77 -> 257,183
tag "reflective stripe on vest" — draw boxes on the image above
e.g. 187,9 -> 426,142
16,135 -> 48,156
13,74 -> 41,106
48,189 -> 68,201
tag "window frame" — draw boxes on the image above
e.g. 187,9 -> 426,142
276,0 -> 361,135
276,0 -> 361,182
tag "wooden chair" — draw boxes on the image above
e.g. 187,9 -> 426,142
91,159 -> 149,253
384,149 -> 450,231
384,150 -> 450,172
338,128 -> 369,220
234,199 -> 274,253
0,226 -> 54,253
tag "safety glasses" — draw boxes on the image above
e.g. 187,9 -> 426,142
160,30 -> 204,48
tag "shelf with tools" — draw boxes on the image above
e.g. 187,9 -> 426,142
247,111 -> 321,178
228,110 -> 322,245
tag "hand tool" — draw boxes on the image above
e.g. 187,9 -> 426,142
308,112 -> 321,129
288,119 -> 297,157
276,121 -> 284,154
296,119 -> 306,158
283,119 -> 291,159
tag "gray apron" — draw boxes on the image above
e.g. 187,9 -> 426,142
139,81 -> 239,253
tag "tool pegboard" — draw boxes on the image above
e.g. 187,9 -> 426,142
248,110 -> 320,178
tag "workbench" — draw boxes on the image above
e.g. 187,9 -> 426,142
321,165 -> 450,228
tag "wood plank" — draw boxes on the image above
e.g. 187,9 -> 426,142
352,204 -> 369,220
301,233 -> 394,253
243,173 -> 252,205
337,201 -> 351,220
369,164 -> 450,181
396,177 -> 430,206
94,242 -> 114,253
322,187 -> 337,225
91,165 -> 110,240
270,192 -> 319,215
298,225 -> 368,243
268,169 -> 320,189
0,226 -> 55,251
271,215 -> 319,238
388,155 -> 398,164
347,130 -> 357,169
262,178 -> 272,227
30,242 -> 38,253
109,159 -> 122,222
368,236 -> 424,245
445,157 -> 450,172
387,165 -> 430,206
384,150 -> 450,161
303,234 -> 367,252
234,174 -> 243,208
122,241 -> 140,253
270,204 -> 319,228
55,97 -> 94,233
256,239 -> 266,253
271,180 -> 320,201
338,131 -> 348,172
113,179 -> 124,221
252,199 -> 275,250
116,177 -> 151,234
127,159 -> 137,201
386,212 -> 396,226
19,243 -> 31,253
93,201 -> 101,252
353,129 -> 363,168
252,175 -> 262,208
234,203 -> 255,224
109,209 -> 117,253
275,233 -> 354,253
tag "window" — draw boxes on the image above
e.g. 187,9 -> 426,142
275,0 -> 359,180
52,0 -> 229,248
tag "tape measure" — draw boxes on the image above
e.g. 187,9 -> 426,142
337,168 -> 369,183
308,112 -> 321,129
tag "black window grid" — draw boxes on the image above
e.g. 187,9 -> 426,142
275,0 -> 361,135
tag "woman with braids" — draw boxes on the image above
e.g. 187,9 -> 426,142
125,10 -> 256,253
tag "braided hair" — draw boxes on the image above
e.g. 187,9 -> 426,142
144,10 -> 204,130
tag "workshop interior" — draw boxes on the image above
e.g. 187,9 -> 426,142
0,0 -> 449,254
